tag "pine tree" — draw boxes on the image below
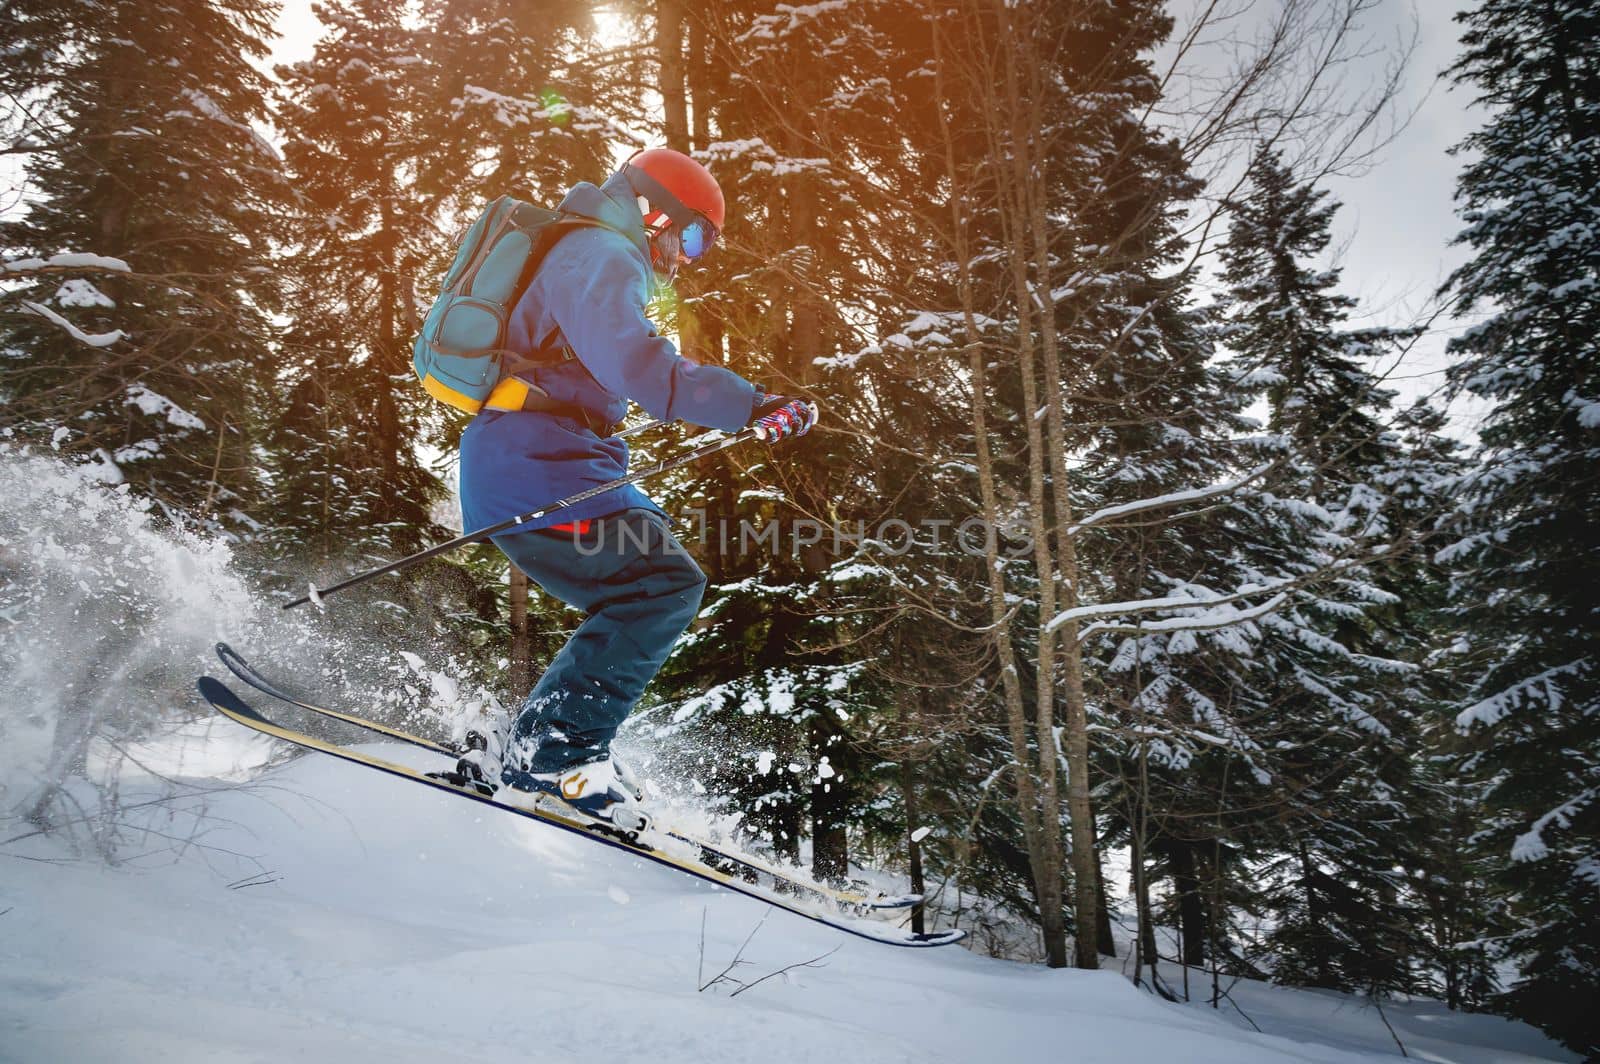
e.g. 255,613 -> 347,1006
417,0 -> 615,213
266,0 -> 444,574
1385,401 -> 1493,1007
0,0 -> 286,527
1219,149 -> 1407,478
1207,148 -> 1432,995
643,0 -> 942,883
408,0 -> 628,692
1437,0 -> 1600,1053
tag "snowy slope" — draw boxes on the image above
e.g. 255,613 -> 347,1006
0,732 -> 1575,1064
0,450 -> 1576,1063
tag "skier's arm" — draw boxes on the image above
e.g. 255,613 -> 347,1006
544,233 -> 756,432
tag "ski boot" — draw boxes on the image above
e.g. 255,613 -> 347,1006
495,757 -> 653,840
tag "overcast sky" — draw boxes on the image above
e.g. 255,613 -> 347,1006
266,0 -> 1488,437
1303,1 -> 1487,433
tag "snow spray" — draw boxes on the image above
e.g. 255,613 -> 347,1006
0,446 -> 500,851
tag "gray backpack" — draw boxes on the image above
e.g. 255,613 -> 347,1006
412,196 -> 596,415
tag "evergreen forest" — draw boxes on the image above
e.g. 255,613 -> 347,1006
1,0 -> 1596,1055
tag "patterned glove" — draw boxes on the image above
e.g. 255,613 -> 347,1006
751,394 -> 819,442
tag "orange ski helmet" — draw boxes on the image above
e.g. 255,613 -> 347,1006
621,148 -> 724,262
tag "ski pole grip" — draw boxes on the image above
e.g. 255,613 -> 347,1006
753,400 -> 819,442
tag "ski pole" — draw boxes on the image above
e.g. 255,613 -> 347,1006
282,424 -> 762,610
613,416 -> 676,440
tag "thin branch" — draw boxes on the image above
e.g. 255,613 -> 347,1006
729,944 -> 841,997
1371,993 -> 1410,1057
698,909 -> 770,992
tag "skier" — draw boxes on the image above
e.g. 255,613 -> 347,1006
451,148 -> 816,834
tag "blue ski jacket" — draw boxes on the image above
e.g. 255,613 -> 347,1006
458,172 -> 758,535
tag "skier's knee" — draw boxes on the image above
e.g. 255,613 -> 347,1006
667,563 -> 707,625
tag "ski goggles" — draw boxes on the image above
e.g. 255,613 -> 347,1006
678,214 -> 719,261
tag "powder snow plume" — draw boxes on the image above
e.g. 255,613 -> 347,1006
0,447 -> 269,841
0,446 -> 491,852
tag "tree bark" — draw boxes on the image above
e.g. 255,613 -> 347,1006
931,9 -> 1066,969
995,0 -> 1075,969
1170,840 -> 1207,967
1093,821 -> 1118,957
656,0 -> 688,150
375,170 -> 401,496
1132,827 -> 1160,985
508,565 -> 531,696
689,14 -> 710,149
1015,3 -> 1101,971
1300,840 -> 1332,986
809,718 -> 848,882
773,798 -> 802,864
902,757 -> 927,935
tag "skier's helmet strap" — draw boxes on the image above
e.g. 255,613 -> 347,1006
621,148 -> 724,261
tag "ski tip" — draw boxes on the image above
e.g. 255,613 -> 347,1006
197,674 -> 235,704
215,641 -> 248,671
197,675 -> 264,722
213,643 -> 297,703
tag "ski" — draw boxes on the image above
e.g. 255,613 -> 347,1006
215,642 -> 462,754
213,642 -> 923,915
199,675 -> 965,950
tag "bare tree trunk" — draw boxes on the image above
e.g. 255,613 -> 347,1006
994,0 -> 1079,969
689,13 -> 710,150
678,6 -> 714,363
809,719 -> 848,882
1129,674 -> 1163,988
1093,821 -> 1118,957
902,757 -> 927,935
1055,551 -> 1101,967
320,376 -> 333,560
774,103 -> 822,384
1132,825 -> 1161,987
1300,840 -> 1332,986
508,565 -> 531,696
931,9 -> 1067,969
1171,841 -> 1207,967
773,799 -> 802,864
656,0 -> 688,150
1011,0 -> 1102,971
376,173 -> 401,491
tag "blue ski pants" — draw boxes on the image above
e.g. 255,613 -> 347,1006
494,508 -> 706,781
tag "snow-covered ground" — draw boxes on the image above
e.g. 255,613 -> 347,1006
0,451 -> 1575,1063
0,730 -> 1574,1064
